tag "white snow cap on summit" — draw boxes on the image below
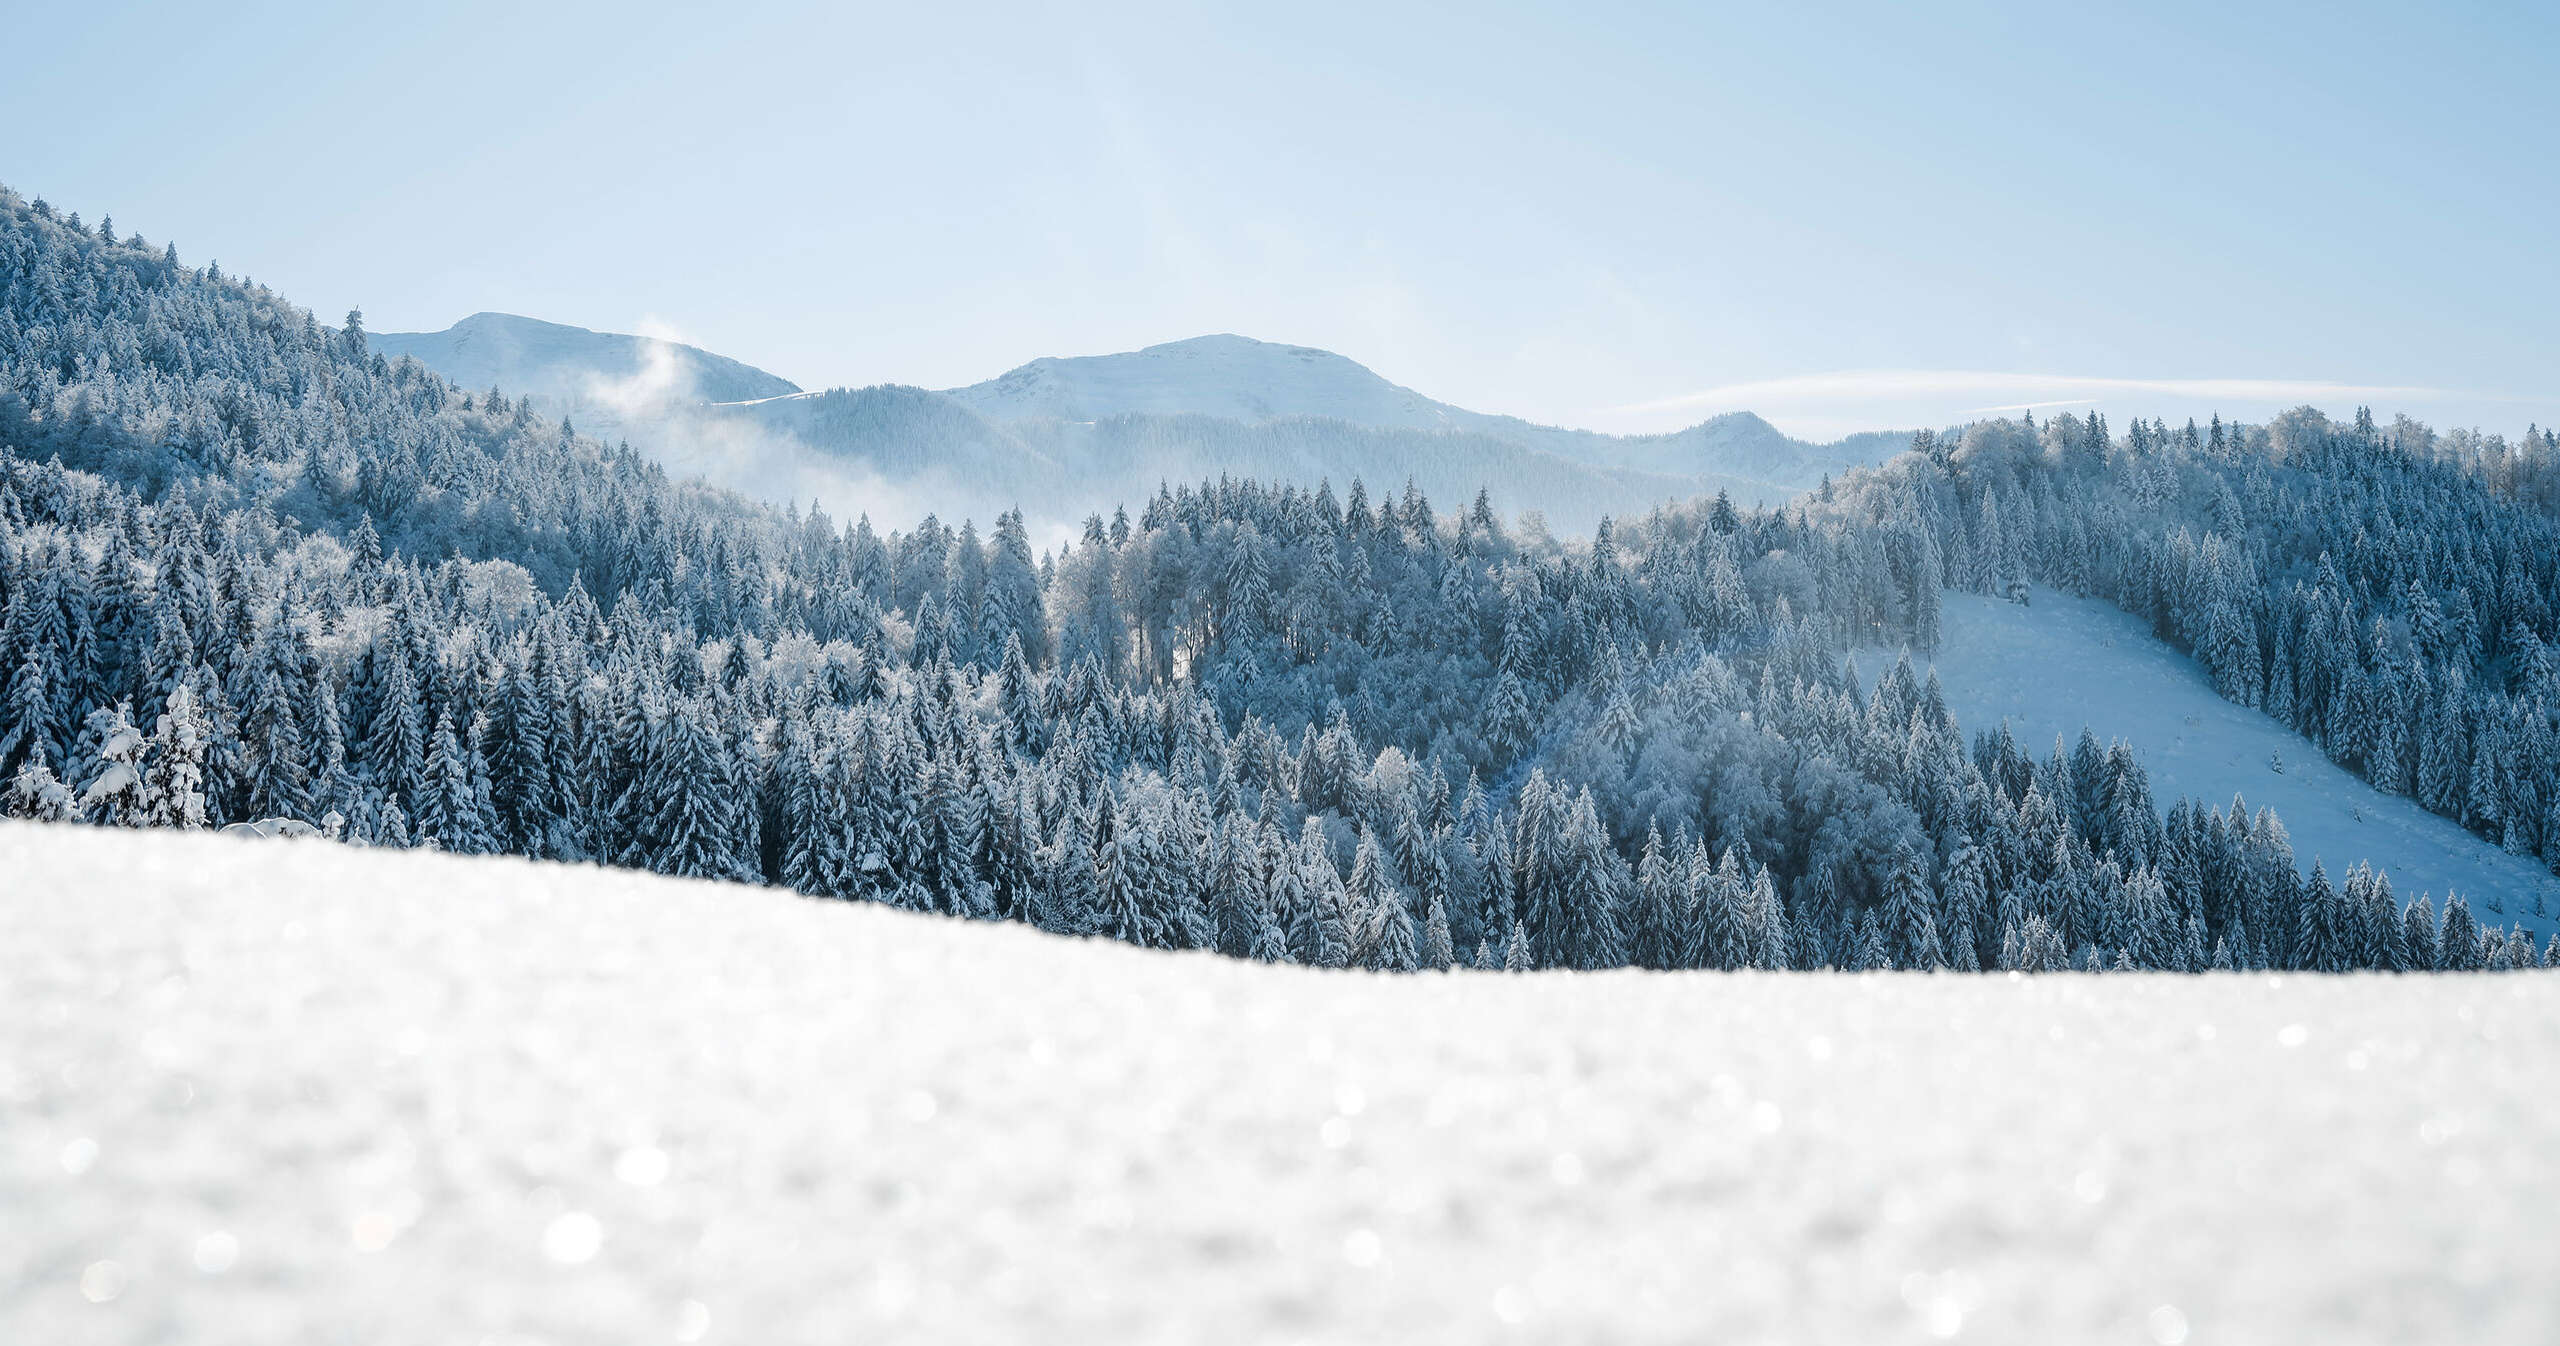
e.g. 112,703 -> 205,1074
942,333 -> 1466,428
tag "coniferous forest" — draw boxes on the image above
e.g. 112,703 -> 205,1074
6,184 -> 2559,975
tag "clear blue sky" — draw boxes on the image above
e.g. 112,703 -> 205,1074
9,0 -> 2555,439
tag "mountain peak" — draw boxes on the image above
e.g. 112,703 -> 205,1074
944,334 -> 1450,428
451,310 -> 582,334
1132,332 -> 1343,358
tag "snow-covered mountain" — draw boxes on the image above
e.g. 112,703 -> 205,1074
943,333 -> 1469,428
16,820 -> 2559,1345
370,320 -> 1904,529
369,312 -> 800,414
609,387 -> 1762,535
943,334 -> 1903,484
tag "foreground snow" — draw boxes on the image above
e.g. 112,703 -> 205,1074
5,825 -> 2556,1344
1865,586 -> 2557,935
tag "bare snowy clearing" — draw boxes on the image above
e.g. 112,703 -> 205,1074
1861,585 -> 2558,935
5,823 -> 2555,1344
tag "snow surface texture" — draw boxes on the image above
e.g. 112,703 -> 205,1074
1864,586 -> 2557,933
7,822 -> 2557,1344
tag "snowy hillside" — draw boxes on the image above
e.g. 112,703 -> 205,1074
8,822 -> 2558,1345
1862,587 -> 2558,933
369,313 -> 801,411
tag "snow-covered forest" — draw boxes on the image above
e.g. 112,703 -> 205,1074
6,184 -> 2559,975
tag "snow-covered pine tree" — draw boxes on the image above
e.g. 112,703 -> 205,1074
1628,822 -> 1682,970
2438,893 -> 2481,971
1419,883 -> 1456,971
1302,819 -> 1353,969
642,704 -> 752,882
2121,867 -> 2180,971
1881,841 -> 1944,970
1035,809 -> 1103,937
2293,862 -> 2354,973
135,683 -> 209,830
415,711 -> 482,854
2403,894 -> 2442,971
1348,829 -> 1417,972
1693,850 -> 1749,971
240,669 -> 312,824
1850,909 -> 1890,972
6,744 -> 73,821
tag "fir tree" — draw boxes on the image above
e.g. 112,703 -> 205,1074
6,745 -> 73,821
415,711 -> 485,853
1419,883 -> 1457,972
1627,822 -> 1683,969
2403,894 -> 2441,971
1348,829 -> 1417,972
1880,842 -> 1945,970
642,705 -> 752,882
136,683 -> 209,830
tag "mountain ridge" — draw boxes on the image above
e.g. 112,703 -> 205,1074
369,318 -> 1918,528
932,332 -> 1903,482
377,319 -> 1909,479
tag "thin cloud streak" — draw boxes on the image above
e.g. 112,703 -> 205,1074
1613,370 -> 2484,418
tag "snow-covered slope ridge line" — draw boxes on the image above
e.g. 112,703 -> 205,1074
7,821 -> 2558,1344
1864,585 -> 2557,930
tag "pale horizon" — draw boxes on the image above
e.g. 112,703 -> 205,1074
363,308 -> 2555,446
9,1 -> 2554,442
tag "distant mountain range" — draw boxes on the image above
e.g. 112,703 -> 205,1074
368,315 -> 1916,531
939,334 -> 1908,486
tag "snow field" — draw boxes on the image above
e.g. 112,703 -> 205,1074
5,822 -> 2557,1344
1865,585 -> 2557,936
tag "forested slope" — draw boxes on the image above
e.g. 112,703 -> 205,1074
1821,414 -> 2560,902
4,183 -> 2555,976
1859,586 -> 2557,926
